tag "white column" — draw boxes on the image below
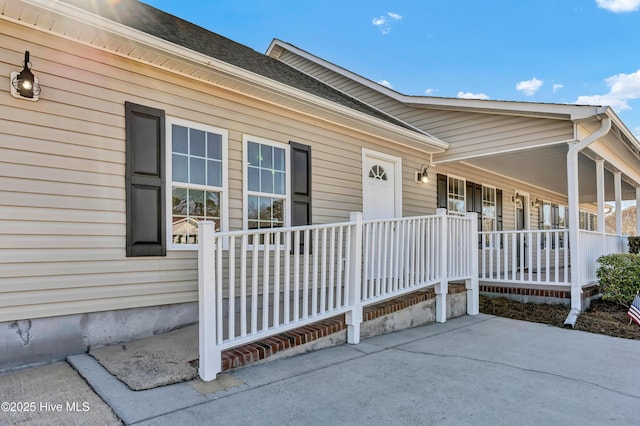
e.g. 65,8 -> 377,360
636,187 -> 640,236
465,212 -> 479,315
198,220 -> 220,381
435,208 -> 448,323
346,211 -> 363,344
614,172 -> 622,236
566,145 -> 582,311
596,159 -> 605,233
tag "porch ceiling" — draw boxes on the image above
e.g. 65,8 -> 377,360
464,144 -> 637,202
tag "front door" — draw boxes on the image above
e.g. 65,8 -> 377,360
362,150 -> 401,285
362,152 -> 399,220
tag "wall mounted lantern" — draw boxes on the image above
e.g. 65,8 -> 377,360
415,163 -> 430,184
11,51 -> 41,101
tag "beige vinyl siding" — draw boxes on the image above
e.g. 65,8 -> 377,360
276,49 -> 575,162
0,21 -> 432,321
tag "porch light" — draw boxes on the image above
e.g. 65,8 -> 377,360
11,51 -> 41,101
415,164 -> 429,183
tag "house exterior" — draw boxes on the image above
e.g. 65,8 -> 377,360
1,0 -> 639,373
267,39 -> 640,309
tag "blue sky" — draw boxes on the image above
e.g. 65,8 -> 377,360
142,0 -> 640,137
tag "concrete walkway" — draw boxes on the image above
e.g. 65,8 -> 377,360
2,314 -> 639,425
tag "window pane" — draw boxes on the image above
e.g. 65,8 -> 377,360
172,187 -> 188,216
207,160 -> 222,187
190,157 -> 205,185
190,129 -> 205,157
261,169 -> 274,193
248,167 -> 260,192
189,189 -> 204,216
248,142 -> 260,167
274,147 -> 285,171
272,199 -> 284,222
172,154 -> 188,183
261,145 -> 273,169
274,171 -> 285,195
248,196 -> 258,220
172,125 -> 188,154
259,197 -> 272,221
248,220 -> 259,230
205,191 -> 220,219
207,133 -> 222,160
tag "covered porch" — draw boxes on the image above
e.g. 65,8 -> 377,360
434,109 -> 640,311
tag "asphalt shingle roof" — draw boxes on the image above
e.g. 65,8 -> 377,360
62,0 -> 421,134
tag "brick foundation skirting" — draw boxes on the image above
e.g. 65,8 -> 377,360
480,284 -> 600,300
214,285 -> 466,371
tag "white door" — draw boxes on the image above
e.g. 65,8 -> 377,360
362,153 -> 399,220
362,151 -> 401,288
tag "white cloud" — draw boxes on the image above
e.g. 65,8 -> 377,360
372,12 -> 402,34
424,88 -> 436,95
596,0 -> 640,12
377,79 -> 393,89
553,83 -> 564,93
575,69 -> 640,111
457,91 -> 490,100
516,77 -> 543,96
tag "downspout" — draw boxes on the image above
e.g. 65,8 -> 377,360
564,115 -> 612,328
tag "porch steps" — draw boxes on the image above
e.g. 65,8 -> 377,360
213,284 -> 466,372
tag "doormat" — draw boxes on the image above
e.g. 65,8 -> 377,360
89,324 -> 199,391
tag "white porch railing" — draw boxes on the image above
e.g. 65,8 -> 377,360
198,211 -> 478,381
478,229 -> 628,287
578,230 -> 628,284
478,229 -> 570,285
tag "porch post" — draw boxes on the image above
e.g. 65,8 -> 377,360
465,212 -> 479,315
436,208 -> 448,323
596,159 -> 605,233
198,220 -> 220,381
614,172 -> 622,236
636,187 -> 640,236
346,211 -> 363,344
567,144 -> 582,311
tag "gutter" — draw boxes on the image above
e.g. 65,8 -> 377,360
564,114 -> 612,328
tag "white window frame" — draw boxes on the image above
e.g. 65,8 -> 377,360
447,175 -> 466,216
242,135 -> 291,239
165,117 -> 229,251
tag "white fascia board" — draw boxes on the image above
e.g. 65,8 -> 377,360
18,0 -> 446,152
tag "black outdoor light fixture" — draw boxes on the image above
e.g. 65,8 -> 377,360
11,51 -> 41,100
415,163 -> 430,184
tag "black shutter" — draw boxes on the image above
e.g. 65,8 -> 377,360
290,142 -> 312,227
125,102 -> 166,257
496,189 -> 503,231
437,174 -> 447,209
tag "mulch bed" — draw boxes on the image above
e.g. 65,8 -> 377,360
480,295 -> 640,340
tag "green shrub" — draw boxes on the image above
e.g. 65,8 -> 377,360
628,236 -> 640,254
596,254 -> 640,306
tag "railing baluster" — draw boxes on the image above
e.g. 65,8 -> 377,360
251,234 -> 259,334
328,227 -> 335,311
273,232 -> 281,328
228,237 -> 236,340
240,234 -> 248,337
321,228 -> 327,312
303,229 -> 310,318
284,230 -> 291,325
294,230 -> 300,321
262,232 -> 270,331
379,222 -> 386,297
312,228 -> 319,316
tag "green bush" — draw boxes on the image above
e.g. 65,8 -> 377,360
596,254 -> 640,306
628,236 -> 640,254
